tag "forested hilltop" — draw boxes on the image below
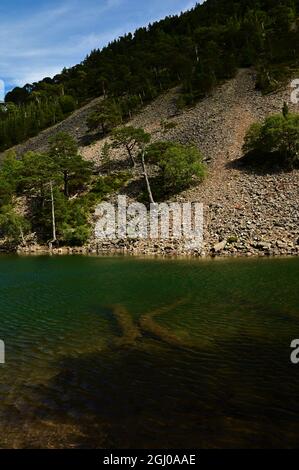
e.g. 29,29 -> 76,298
1,0 -> 299,151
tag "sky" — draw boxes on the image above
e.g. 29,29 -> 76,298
0,0 -> 198,92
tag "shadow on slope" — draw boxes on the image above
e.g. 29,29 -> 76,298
227,150 -> 295,176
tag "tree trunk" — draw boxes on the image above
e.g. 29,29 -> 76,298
49,181 -> 57,248
141,149 -> 155,204
40,184 -> 45,209
126,144 -> 136,166
64,171 -> 69,198
19,227 -> 26,246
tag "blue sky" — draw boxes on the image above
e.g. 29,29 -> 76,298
0,0 -> 198,92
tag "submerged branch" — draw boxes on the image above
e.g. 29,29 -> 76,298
139,298 -> 195,350
110,304 -> 142,348
109,298 -> 196,352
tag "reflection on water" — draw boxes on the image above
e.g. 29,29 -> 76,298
0,255 -> 299,448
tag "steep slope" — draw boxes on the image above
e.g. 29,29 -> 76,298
176,70 -> 299,256
85,69 -> 299,257
0,96 -> 103,158
7,69 -> 299,257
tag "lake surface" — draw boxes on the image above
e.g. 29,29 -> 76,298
0,255 -> 299,448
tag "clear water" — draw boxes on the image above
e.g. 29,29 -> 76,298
0,255 -> 299,448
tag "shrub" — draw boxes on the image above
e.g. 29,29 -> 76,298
59,95 -> 77,114
160,120 -> 177,133
0,205 -> 30,242
255,65 -> 293,94
146,142 -> 206,193
176,93 -> 195,110
159,144 -> 206,191
243,112 -> 299,167
146,141 -> 174,164
61,223 -> 91,246
91,172 -> 130,198
87,99 -> 122,134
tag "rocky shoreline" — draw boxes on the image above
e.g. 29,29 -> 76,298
12,237 -> 299,258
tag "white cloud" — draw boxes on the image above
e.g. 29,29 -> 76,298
182,1 -> 198,11
10,67 -> 65,88
0,0 -> 124,87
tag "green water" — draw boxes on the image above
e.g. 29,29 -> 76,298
0,255 -> 299,448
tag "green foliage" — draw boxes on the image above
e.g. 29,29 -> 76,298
160,120 -> 177,133
144,141 -> 206,198
0,132 -> 125,246
255,64 -> 293,94
91,172 -> 130,198
112,126 -> 151,148
26,187 -> 89,245
0,151 -> 23,204
49,131 -> 78,156
111,126 -> 151,165
0,177 -> 14,206
49,132 -> 93,197
243,111 -> 299,166
56,193 -> 92,246
19,151 -> 60,199
101,142 -> 111,166
62,223 -> 91,246
119,95 -> 142,119
145,141 -> 174,163
227,236 -> 238,244
0,205 -> 30,242
87,99 -> 122,134
157,144 -> 206,191
283,102 -> 289,119
59,95 -> 77,114
22,167 -> 130,244
0,89 -> 74,151
176,93 -> 196,110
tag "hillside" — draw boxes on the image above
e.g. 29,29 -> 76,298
1,0 -> 299,152
0,96 -> 103,158
9,68 -> 299,257
84,69 -> 299,257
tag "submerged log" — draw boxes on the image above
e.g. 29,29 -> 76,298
139,299 -> 195,350
109,299 -> 196,351
110,305 -> 142,348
